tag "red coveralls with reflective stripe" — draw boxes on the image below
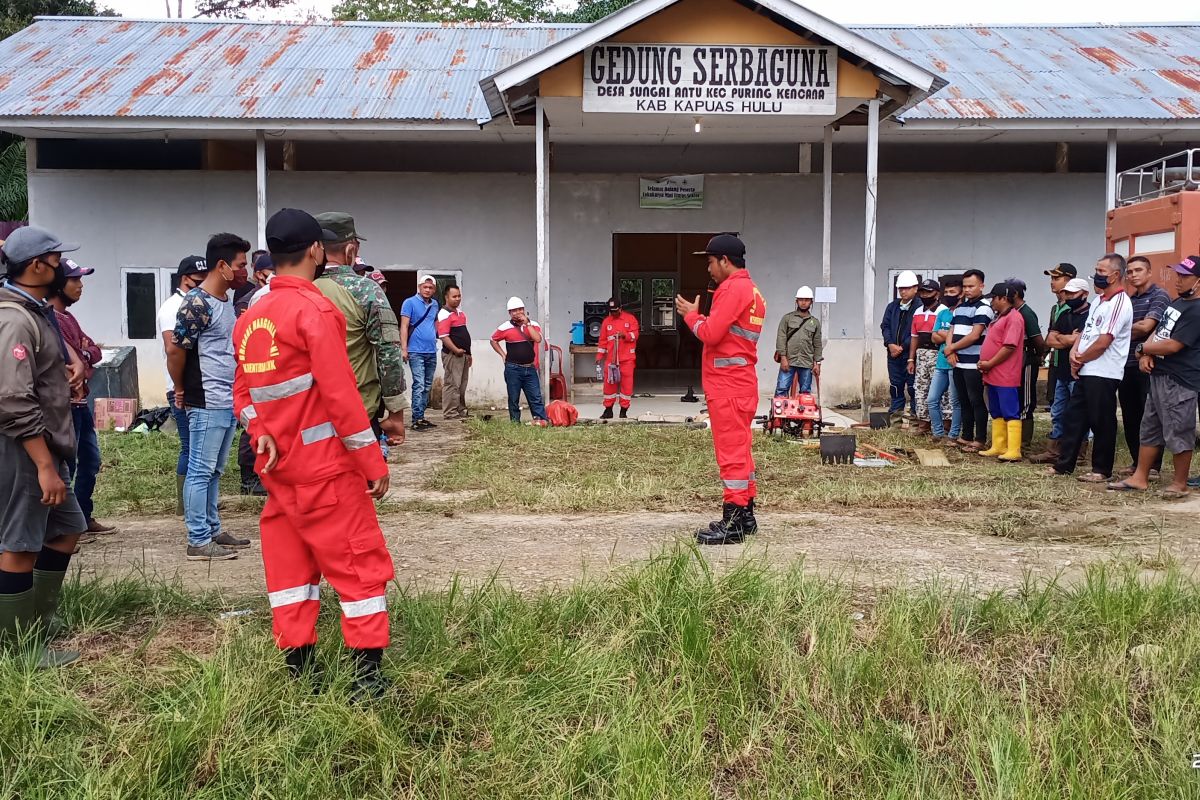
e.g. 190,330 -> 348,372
233,276 -> 394,651
684,270 -> 765,506
596,311 -> 640,409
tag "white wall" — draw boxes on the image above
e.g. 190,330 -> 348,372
30,165 -> 1105,406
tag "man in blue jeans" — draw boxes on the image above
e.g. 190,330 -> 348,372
401,274 -> 440,431
1032,278 -> 1091,464
157,255 -> 208,514
773,286 -> 822,396
166,234 -> 253,561
490,297 -> 548,424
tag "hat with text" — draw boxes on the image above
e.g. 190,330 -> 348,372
506,296 -> 525,311
60,257 -> 94,278
692,233 -> 746,260
176,255 -> 208,277
1044,262 -> 1077,278
1063,277 -> 1090,294
918,278 -> 940,293
313,211 -> 366,243
1,225 -> 78,266
1171,255 -> 1200,277
266,208 -> 338,254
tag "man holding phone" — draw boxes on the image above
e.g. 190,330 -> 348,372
491,297 -> 548,424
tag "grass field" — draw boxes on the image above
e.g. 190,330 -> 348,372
3,551 -> 1198,798
91,431 -> 241,518
422,421 -> 1148,514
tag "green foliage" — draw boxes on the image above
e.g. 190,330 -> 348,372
555,0 -> 635,23
0,138 -> 26,222
0,0 -> 116,41
333,0 -> 555,23
2,554 -> 1198,797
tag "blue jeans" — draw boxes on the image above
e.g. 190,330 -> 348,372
409,352 -> 437,421
888,355 -> 917,415
774,366 -> 813,396
169,391 -> 189,476
183,408 -> 236,548
1050,378 -> 1074,439
927,368 -> 961,439
504,362 -> 547,422
67,404 -> 101,520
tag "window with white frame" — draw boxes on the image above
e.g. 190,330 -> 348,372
121,268 -> 161,340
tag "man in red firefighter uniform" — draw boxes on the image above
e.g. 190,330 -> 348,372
676,234 -> 765,545
596,297 -> 640,419
233,208 -> 394,699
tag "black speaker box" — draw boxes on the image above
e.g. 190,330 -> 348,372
583,301 -> 607,345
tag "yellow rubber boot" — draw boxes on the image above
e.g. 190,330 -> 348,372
978,419 -> 1007,457
999,420 -> 1023,461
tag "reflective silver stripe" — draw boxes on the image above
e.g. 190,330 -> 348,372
714,357 -> 748,368
691,320 -> 704,335
618,394 -> 632,400
340,596 -> 387,618
722,479 -> 750,489
603,393 -> 618,400
729,324 -> 760,342
301,422 -> 336,445
249,372 -> 313,403
341,428 -> 377,451
268,584 -> 320,608
239,405 -> 257,427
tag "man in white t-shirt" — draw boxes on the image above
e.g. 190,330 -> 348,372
156,255 -> 208,513
1049,254 -> 1133,481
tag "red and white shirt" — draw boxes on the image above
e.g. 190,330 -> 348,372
491,320 -> 541,367
436,307 -> 471,354
1079,290 -> 1133,380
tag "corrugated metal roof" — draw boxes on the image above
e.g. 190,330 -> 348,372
0,18 -> 1196,124
855,24 -> 1200,120
0,18 -> 584,123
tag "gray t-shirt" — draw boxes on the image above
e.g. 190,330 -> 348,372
173,288 -> 235,409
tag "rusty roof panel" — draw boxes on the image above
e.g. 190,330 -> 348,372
0,18 -> 1197,124
856,23 -> 1200,120
0,17 -> 584,122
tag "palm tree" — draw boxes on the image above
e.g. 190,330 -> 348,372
0,138 -> 27,222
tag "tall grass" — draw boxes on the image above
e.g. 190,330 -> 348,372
2,551 -> 1197,798
91,431 -> 241,517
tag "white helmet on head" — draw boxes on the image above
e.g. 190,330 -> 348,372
896,270 -> 919,288
795,285 -> 814,299
506,296 -> 525,311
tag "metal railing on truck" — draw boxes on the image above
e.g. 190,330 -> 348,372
1118,148 -> 1200,206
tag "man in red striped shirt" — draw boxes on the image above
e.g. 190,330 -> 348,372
436,285 -> 471,421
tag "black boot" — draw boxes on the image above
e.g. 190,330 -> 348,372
706,502 -> 737,532
600,406 -> 614,420
350,648 -> 389,701
707,499 -> 758,534
285,643 -> 318,678
619,407 -> 628,419
696,504 -> 750,545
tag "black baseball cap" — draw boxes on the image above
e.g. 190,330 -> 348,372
985,281 -> 1012,298
60,257 -> 94,278
607,297 -> 620,311
918,278 -> 940,293
693,233 -> 746,260
176,255 -> 208,277
1044,263 -> 1077,278
265,208 -> 337,255
1171,255 -> 1200,277
253,252 -> 274,272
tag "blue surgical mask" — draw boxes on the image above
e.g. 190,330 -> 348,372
1093,273 -> 1110,290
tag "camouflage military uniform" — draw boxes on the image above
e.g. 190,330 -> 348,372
320,264 -> 407,415
913,349 -> 941,421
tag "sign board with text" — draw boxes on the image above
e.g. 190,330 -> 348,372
583,43 -> 838,116
639,175 -> 704,209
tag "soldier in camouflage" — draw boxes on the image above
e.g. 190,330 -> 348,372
313,212 -> 407,446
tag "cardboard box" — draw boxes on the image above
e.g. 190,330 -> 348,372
94,398 -> 138,432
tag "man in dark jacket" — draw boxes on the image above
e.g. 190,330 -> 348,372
0,226 -> 89,667
881,270 -> 920,424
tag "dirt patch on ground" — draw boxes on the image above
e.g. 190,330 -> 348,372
75,422 -> 1200,596
63,615 -> 223,664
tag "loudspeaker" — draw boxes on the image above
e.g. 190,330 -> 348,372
584,301 -> 607,345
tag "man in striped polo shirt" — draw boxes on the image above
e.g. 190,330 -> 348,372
943,269 -> 993,451
1049,254 -> 1134,482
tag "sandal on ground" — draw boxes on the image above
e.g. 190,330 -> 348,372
1106,480 -> 1144,492
1044,466 -> 1068,477
1076,473 -> 1111,483
1160,488 -> 1190,500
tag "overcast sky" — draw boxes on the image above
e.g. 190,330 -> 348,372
99,0 -> 1198,25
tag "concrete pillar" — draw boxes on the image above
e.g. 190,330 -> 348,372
862,99 -> 880,422
255,130 -> 267,251
535,99 -> 550,398
821,124 -> 833,347
1106,129 -> 1118,210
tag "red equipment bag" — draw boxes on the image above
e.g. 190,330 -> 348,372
548,344 -> 567,401
546,400 -> 579,427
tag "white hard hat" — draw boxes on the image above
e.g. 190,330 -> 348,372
796,285 -> 814,299
896,270 -> 919,288
506,296 -> 525,311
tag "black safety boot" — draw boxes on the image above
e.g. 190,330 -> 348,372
350,648 -> 389,701
707,500 -> 757,535
697,504 -> 750,545
285,644 -> 317,677
619,407 -> 628,419
600,406 -> 614,420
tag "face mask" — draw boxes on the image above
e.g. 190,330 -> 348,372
943,294 -> 960,308
47,262 -> 68,294
1065,296 -> 1086,310
921,295 -> 938,308
1179,280 -> 1198,299
1093,273 -> 1110,290
230,266 -> 250,290
314,250 -> 328,281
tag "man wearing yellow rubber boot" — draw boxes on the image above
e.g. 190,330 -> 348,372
977,282 -> 1026,461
